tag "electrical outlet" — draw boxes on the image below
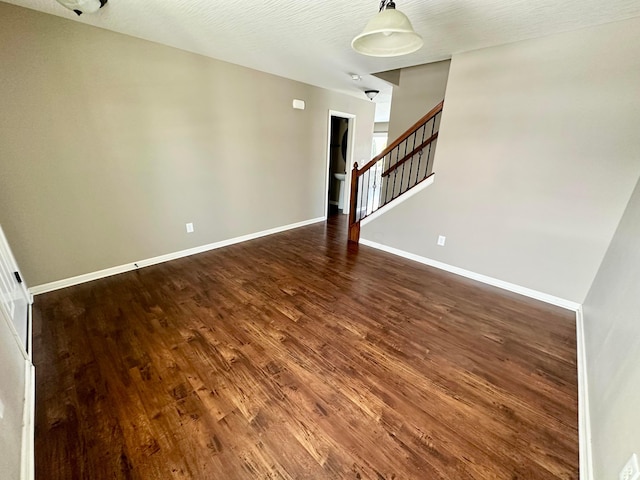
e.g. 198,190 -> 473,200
620,453 -> 640,480
185,223 -> 194,233
437,235 -> 446,246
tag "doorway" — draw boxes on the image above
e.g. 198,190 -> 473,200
325,112 -> 355,218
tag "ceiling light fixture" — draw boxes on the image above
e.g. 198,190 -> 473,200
352,0 -> 423,57
365,90 -> 380,100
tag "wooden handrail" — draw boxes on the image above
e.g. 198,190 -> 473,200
355,100 -> 444,176
348,161 -> 359,234
348,99 -> 444,243
381,132 -> 439,177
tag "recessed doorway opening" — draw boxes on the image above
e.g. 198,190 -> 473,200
325,111 -> 355,218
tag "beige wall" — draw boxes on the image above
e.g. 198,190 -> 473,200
583,175 -> 640,478
0,3 -> 375,286
373,69 -> 400,87
362,17 -> 640,303
387,60 -> 450,142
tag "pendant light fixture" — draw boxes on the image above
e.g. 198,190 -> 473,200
352,1 -> 423,57
55,0 -> 107,15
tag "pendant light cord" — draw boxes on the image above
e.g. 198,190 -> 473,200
378,0 -> 396,12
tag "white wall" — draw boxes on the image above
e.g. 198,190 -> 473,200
583,174 -> 640,478
362,16 -> 640,303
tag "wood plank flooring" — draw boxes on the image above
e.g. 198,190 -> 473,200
33,216 -> 578,479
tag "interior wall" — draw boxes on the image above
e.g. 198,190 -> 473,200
582,175 -> 640,478
373,122 -> 389,134
387,60 -> 450,142
0,2 -> 375,287
361,16 -> 640,303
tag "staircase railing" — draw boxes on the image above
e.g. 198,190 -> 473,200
348,100 -> 444,242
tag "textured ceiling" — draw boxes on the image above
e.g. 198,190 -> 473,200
5,0 -> 640,121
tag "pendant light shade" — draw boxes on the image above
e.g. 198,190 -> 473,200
352,1 -> 423,57
365,90 -> 380,100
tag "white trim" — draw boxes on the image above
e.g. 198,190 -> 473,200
26,301 -> 32,361
20,360 -> 35,480
361,174 -> 435,227
0,296 -> 30,361
0,225 -> 32,352
30,217 -> 325,295
0,299 -> 34,480
325,110 -> 357,219
358,238 -> 581,311
576,306 -> 594,480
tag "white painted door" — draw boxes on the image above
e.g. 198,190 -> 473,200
0,226 -> 31,353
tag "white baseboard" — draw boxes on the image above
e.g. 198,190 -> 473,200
358,238 -> 581,311
576,307 -> 594,480
361,174 -> 435,227
30,216 -> 325,295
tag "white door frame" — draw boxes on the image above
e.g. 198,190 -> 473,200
0,226 -> 31,354
0,226 -> 34,480
324,110 -> 357,218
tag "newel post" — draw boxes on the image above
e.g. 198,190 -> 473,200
348,162 -> 360,243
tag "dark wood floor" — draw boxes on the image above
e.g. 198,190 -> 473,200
33,215 -> 578,479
